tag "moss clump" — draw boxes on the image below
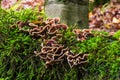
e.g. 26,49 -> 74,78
79,31 -> 120,80
0,8 -> 84,80
113,30 -> 120,39
0,6 -> 120,80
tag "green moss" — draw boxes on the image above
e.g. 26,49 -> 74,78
0,8 -> 81,80
113,30 -> 120,39
0,8 -> 46,80
1,7 -> 120,80
80,31 -> 120,80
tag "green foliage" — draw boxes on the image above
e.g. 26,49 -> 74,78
113,30 -> 120,39
0,30 -> 39,80
0,8 -> 46,29
0,26 -> 43,79
60,27 -> 81,53
60,27 -> 77,45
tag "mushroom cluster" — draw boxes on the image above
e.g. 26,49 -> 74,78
15,17 -> 89,68
73,29 -> 93,41
66,53 -> 89,68
89,3 -> 120,32
34,39 -> 89,68
16,17 -> 68,39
